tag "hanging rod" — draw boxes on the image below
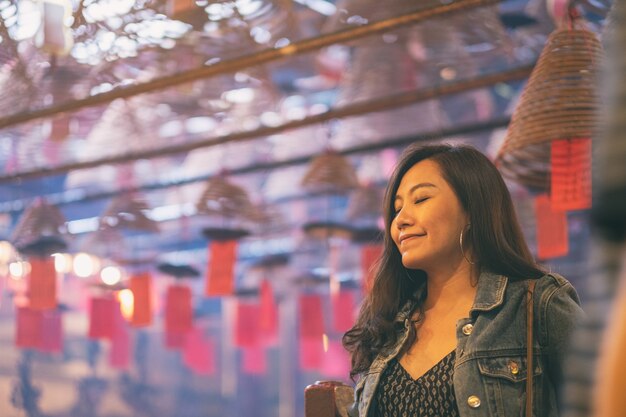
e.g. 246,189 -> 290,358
0,64 -> 532,184
0,0 -> 501,130
0,116 -> 511,214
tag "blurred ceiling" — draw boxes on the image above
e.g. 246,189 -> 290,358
0,0 -> 612,273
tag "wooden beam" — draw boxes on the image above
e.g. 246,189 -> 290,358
0,0 -> 501,129
0,64 -> 532,183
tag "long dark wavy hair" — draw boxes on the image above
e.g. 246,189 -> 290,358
342,143 -> 545,380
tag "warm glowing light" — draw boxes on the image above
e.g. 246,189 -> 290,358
0,241 -> 14,264
118,289 -> 134,320
322,333 -> 329,353
9,261 -> 30,280
73,252 -> 98,278
53,253 -> 73,273
101,266 -> 122,286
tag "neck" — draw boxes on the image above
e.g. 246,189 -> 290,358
423,261 -> 478,312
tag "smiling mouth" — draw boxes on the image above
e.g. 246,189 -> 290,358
400,235 -> 425,244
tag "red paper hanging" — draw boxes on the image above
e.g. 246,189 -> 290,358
164,285 -> 193,335
259,280 -> 278,345
40,309 -> 63,353
129,272 -> 153,327
205,241 -> 237,296
242,346 -> 267,375
535,194 -> 569,259
165,331 -> 186,350
299,294 -> 324,339
321,340 -> 351,379
28,257 -> 57,311
109,302 -> 131,370
234,301 -> 261,348
88,296 -> 116,340
550,138 -> 592,211
299,294 -> 325,370
15,307 -> 43,349
332,291 -> 355,333
361,244 -> 382,293
300,337 -> 324,371
183,327 -> 215,375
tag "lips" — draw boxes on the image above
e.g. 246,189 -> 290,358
399,234 -> 425,243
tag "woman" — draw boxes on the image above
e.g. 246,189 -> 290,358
343,144 -> 584,417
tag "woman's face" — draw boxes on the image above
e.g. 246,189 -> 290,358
390,159 -> 469,272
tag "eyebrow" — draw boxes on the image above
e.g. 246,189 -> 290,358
395,183 -> 437,201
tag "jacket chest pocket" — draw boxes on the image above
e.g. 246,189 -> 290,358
477,356 -> 542,417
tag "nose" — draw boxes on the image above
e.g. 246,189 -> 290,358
394,206 -> 413,229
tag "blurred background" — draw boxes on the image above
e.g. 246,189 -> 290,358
0,0 -> 616,416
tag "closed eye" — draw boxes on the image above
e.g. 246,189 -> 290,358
414,197 -> 429,204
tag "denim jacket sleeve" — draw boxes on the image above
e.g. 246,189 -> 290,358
539,275 -> 586,393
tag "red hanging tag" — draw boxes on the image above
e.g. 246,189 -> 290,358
259,280 -> 278,346
15,307 -> 43,349
321,340 -> 351,379
234,301 -> 260,348
535,194 -> 569,259
205,241 -> 237,296
242,346 -> 267,375
109,302 -> 131,370
129,272 -> 153,327
299,294 -> 325,370
300,337 -> 324,371
88,296 -> 116,340
28,257 -> 57,311
361,244 -> 382,293
165,331 -> 186,350
164,285 -> 193,335
40,309 -> 63,353
183,327 -> 215,375
550,138 -> 592,211
299,294 -> 324,339
331,291 -> 355,333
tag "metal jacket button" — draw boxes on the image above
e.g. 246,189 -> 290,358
467,395 -> 481,408
462,323 -> 474,336
508,361 -> 519,375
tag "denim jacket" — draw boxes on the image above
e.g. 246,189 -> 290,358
349,271 -> 584,417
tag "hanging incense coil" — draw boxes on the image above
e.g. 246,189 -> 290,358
11,199 -> 68,256
196,176 -> 257,220
301,150 -> 359,194
346,183 -> 383,220
495,27 -> 603,190
99,195 -> 160,233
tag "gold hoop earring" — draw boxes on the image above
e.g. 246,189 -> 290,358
459,226 -> 475,265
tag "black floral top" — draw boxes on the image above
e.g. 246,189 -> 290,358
372,350 -> 460,417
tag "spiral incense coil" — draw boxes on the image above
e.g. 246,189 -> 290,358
11,199 -> 68,255
100,195 -> 160,233
196,176 -> 257,219
496,28 -> 603,190
301,150 -> 359,194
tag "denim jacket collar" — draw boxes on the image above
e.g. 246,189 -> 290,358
392,270 -> 509,323
469,271 -> 508,314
